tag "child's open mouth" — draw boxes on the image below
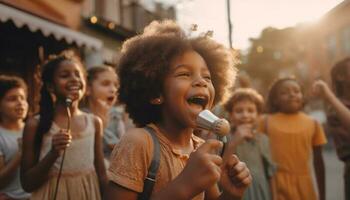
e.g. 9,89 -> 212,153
187,96 -> 208,110
107,96 -> 115,104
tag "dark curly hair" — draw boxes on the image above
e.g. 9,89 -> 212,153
266,76 -> 304,113
35,50 -> 84,154
224,88 -> 264,114
117,20 -> 236,126
331,57 -> 350,97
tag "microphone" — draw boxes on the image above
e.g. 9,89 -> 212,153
65,98 -> 72,108
53,98 -> 72,200
196,110 -> 230,137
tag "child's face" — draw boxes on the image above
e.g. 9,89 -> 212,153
275,80 -> 303,113
52,61 -> 86,102
87,71 -> 118,106
229,100 -> 258,126
162,50 -> 215,128
0,87 -> 28,121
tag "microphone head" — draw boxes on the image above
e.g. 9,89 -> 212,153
65,98 -> 72,107
196,110 -> 230,137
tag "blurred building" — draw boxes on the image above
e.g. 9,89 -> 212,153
0,0 -> 175,114
0,0 -> 102,114
302,0 -> 350,82
80,0 -> 176,66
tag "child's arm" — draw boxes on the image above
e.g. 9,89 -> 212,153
313,80 -> 350,130
20,118 -> 71,192
269,179 -> 277,200
0,152 -> 21,189
313,145 -> 325,200
93,116 -> 108,196
105,139 -> 225,200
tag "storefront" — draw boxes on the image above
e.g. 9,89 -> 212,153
0,3 -> 103,114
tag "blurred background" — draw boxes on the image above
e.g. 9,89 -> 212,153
0,0 -> 348,199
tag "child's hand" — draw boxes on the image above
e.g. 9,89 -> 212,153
234,124 -> 254,143
220,154 -> 252,198
312,80 -> 333,101
178,139 -> 223,197
50,129 -> 72,157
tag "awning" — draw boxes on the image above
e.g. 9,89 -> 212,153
0,4 -> 103,50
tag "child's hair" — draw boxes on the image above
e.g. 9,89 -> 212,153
35,50 -> 84,154
0,75 -> 27,102
117,20 -> 236,127
266,76 -> 304,113
331,57 -> 350,97
87,65 -> 117,85
224,88 -> 264,114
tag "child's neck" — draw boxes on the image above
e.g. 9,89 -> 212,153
0,119 -> 24,131
155,121 -> 193,149
55,102 -> 79,116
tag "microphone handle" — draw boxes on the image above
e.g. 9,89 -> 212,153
52,106 -> 71,200
218,136 -> 227,157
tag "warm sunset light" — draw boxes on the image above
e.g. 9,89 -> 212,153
175,0 -> 344,50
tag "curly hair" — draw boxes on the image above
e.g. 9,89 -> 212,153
35,50 -> 84,154
117,20 -> 236,126
266,76 -> 304,113
331,57 -> 350,97
0,75 -> 27,102
224,88 -> 264,114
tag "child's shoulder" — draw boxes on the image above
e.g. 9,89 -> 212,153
120,127 -> 154,147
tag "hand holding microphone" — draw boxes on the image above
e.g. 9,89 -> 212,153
53,98 -> 72,200
196,110 -> 230,157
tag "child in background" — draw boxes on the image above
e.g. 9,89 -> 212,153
263,77 -> 327,200
0,75 -> 30,200
20,51 -> 107,200
105,20 -> 251,200
85,65 -> 125,162
224,88 -> 275,200
312,57 -> 350,200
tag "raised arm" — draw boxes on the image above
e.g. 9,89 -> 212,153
312,80 -> 350,130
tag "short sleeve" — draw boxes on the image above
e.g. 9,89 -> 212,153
108,129 -> 153,193
259,134 -> 276,178
312,121 -> 327,146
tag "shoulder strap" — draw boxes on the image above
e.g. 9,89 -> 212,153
138,126 -> 161,200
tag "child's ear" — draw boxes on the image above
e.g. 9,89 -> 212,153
150,96 -> 164,105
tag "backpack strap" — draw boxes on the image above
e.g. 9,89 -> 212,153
138,126 -> 161,200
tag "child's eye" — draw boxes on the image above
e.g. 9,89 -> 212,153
204,75 -> 211,81
176,72 -> 190,77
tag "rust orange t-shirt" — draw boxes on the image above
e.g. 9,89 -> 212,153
108,124 -> 205,199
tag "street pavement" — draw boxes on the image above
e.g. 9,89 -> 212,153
324,146 -> 344,200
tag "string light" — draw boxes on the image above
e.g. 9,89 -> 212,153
90,16 -> 98,24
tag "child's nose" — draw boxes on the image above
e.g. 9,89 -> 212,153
193,76 -> 207,87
